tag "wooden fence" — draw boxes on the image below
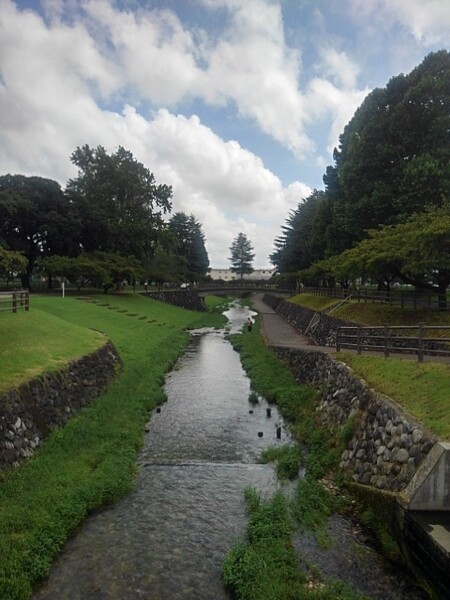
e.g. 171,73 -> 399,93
302,287 -> 447,310
336,324 -> 450,362
0,290 -> 30,313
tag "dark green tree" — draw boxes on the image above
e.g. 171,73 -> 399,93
325,50 -> 450,249
67,145 -> 172,259
271,190 -> 329,273
309,204 -> 450,307
229,233 -> 254,280
0,175 -> 80,289
0,246 -> 27,284
168,212 -> 209,281
39,252 -> 143,293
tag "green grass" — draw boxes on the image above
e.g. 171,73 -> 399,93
225,320 -> 369,599
337,352 -> 450,440
260,444 -> 303,480
0,309 -> 105,392
290,293 -> 450,326
222,488 -> 307,600
203,294 -> 232,312
289,293 -> 340,312
288,293 -> 450,441
0,293 -> 225,599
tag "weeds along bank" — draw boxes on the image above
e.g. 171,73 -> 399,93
0,294 -> 225,600
224,321 -> 381,600
225,318 -> 444,599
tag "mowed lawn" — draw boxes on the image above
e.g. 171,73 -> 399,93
0,307 -> 105,393
289,293 -> 450,440
0,293 -> 225,600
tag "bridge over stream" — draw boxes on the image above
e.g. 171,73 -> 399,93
196,283 -> 292,297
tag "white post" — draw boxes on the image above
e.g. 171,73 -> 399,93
62,282 -> 65,298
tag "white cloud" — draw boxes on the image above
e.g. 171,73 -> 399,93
133,109 -> 311,267
1,0 -> 447,268
348,0 -> 450,45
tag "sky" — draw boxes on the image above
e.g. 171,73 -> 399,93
1,1 -> 450,268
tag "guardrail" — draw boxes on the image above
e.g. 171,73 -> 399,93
336,324 -> 450,362
0,290 -> 30,313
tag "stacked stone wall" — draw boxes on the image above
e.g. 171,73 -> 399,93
274,347 -> 436,492
263,293 -> 448,353
0,341 -> 121,470
143,290 -> 205,311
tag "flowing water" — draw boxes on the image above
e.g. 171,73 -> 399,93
33,301 -> 428,600
33,302 -> 285,600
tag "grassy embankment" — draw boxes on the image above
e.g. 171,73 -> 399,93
289,293 -> 450,440
222,293 -> 446,599
223,319 -> 373,600
0,293 -> 226,600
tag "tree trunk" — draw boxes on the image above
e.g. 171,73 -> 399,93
21,272 -> 31,291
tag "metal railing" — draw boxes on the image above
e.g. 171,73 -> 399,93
336,324 -> 450,362
0,290 -> 30,313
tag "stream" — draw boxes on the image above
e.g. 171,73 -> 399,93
33,301 -> 428,600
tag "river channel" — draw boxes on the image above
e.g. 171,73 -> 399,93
33,301 -> 428,600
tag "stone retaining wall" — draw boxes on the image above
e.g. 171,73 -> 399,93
263,294 -> 448,354
273,347 -> 436,492
0,341 -> 121,470
143,290 -> 205,311
263,293 -> 351,346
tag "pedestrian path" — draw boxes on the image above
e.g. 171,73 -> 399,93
251,294 -> 450,363
251,294 -> 331,352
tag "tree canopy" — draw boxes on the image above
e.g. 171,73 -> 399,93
0,246 -> 27,280
168,212 -> 209,281
297,204 -> 450,306
0,147 -> 211,291
229,233 -> 254,280
67,145 -> 172,259
271,50 -> 450,285
0,175 -> 79,289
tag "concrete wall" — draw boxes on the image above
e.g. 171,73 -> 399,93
0,341 -> 121,470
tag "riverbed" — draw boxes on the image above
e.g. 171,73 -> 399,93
33,301 -> 428,600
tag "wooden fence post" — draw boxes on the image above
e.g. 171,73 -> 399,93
357,326 -> 362,355
12,292 -> 17,313
336,328 -> 340,352
384,325 -> 390,358
418,323 -> 424,363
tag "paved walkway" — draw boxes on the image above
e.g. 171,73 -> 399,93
251,295 -> 450,567
251,294 -> 330,352
251,294 -> 450,363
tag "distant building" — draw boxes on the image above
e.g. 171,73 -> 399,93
209,268 -> 275,281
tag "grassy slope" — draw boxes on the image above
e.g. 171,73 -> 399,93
0,308 -> 105,393
224,320 -> 371,600
0,293 -> 225,600
289,293 -> 450,440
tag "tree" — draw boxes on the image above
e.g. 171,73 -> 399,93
272,51 -> 450,277
38,252 -> 144,293
309,204 -> 450,308
67,145 -> 172,259
0,246 -> 27,285
325,50 -> 450,248
168,212 -> 209,281
0,175 -> 80,289
271,190 -> 329,273
229,233 -> 254,280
